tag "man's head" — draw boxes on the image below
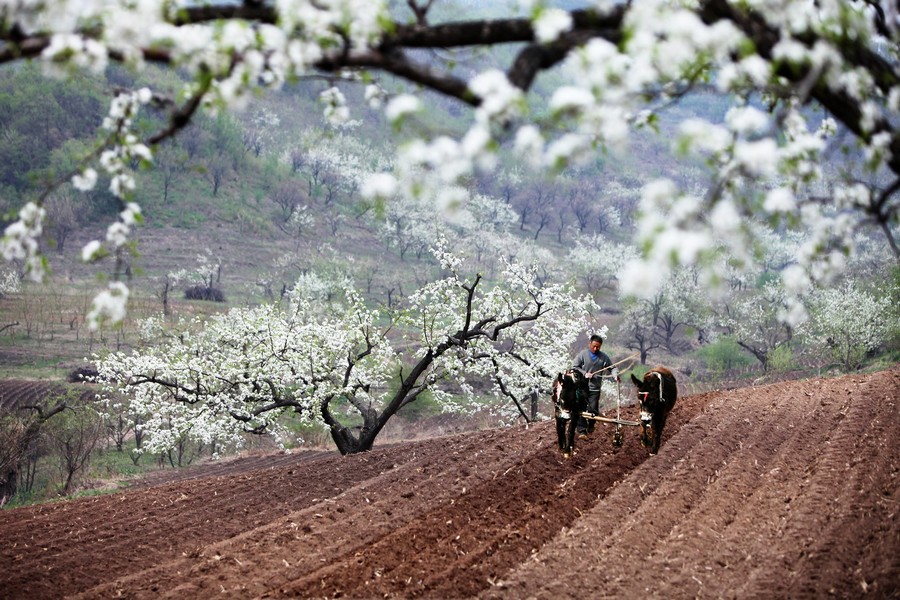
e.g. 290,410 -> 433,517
588,334 -> 604,353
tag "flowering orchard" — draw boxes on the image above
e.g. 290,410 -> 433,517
0,0 -> 897,328
94,242 -> 598,454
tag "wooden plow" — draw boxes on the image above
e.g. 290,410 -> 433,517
581,411 -> 641,447
580,354 -> 641,447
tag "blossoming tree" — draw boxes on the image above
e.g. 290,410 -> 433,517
1,0 -> 897,326
720,279 -> 796,370
808,280 -> 894,371
94,242 -> 598,454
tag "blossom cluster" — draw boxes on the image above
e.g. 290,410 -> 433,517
1,202 -> 46,282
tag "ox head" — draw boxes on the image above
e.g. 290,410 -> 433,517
631,371 -> 664,453
565,368 -> 587,387
554,369 -> 586,410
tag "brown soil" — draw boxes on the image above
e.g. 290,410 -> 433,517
1,368 -> 897,599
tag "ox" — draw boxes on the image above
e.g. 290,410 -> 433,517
552,369 -> 587,459
630,367 -> 677,455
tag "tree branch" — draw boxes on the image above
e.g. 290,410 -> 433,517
697,0 -> 900,175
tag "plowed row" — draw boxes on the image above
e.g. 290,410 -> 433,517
1,368 -> 897,599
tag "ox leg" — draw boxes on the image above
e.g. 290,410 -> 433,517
556,416 -> 567,452
653,414 -> 669,454
566,415 -> 578,457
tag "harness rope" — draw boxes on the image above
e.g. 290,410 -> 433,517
588,352 -> 640,375
654,371 -> 665,404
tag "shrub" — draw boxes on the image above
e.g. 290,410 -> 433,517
767,344 -> 794,373
184,285 -> 226,302
68,366 -> 99,382
693,337 -> 755,374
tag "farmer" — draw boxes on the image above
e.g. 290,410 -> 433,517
572,333 -> 615,437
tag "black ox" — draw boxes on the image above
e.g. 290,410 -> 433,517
630,366 -> 677,455
551,369 -> 587,459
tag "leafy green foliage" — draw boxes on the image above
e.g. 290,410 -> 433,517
766,344 -> 794,373
693,337 -> 755,374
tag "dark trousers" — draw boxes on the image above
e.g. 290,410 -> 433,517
577,389 -> 601,434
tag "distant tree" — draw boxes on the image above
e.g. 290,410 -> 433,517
553,205 -> 570,244
566,234 -> 637,298
208,113 -> 244,167
166,249 -> 225,305
324,211 -> 342,236
289,147 -> 305,173
285,205 -> 314,243
301,147 -> 331,199
0,392 -> 67,504
272,180 -> 307,225
595,205 -> 620,235
0,416 -> 30,505
0,269 -> 21,300
618,300 -> 664,365
571,197 -> 593,233
206,153 -> 230,197
809,281 -> 893,371
380,191 -> 441,262
154,144 -> 187,204
532,201 -> 553,240
653,270 -> 709,354
241,108 -> 280,158
44,190 -> 78,253
180,123 -> 206,161
514,187 -> 540,232
43,391 -> 103,496
721,281 -> 795,371
461,193 -> 518,271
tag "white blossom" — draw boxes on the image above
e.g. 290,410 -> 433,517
514,125 -> 544,167
533,8 -> 572,44
764,188 -> 796,213
320,86 -> 350,125
81,240 -> 103,262
72,168 -> 98,191
385,94 -> 421,124
0,0 -> 893,336
364,84 -> 385,109
733,138 -> 779,177
361,173 -> 399,200
468,70 -> 524,126
725,106 -> 770,136
87,281 -> 130,330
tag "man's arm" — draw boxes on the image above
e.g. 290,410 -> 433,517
572,351 -> 585,372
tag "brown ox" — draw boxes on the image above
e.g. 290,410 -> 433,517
630,367 -> 677,455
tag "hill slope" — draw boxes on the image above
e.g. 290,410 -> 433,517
1,368 -> 897,599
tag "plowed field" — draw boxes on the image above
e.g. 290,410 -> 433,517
1,368 -> 898,599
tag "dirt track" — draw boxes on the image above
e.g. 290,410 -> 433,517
1,368 -> 898,599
